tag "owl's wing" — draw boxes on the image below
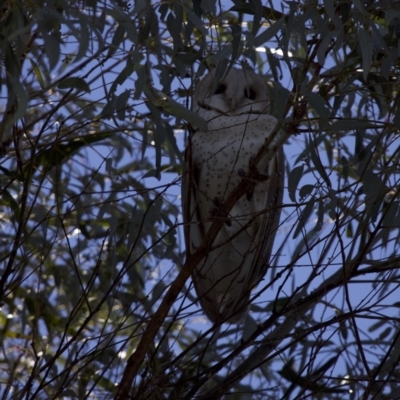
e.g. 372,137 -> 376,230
182,136 -> 217,321
182,138 -> 192,257
182,135 -> 205,257
247,147 -> 285,289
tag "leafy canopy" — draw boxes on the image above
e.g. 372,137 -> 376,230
0,0 -> 400,399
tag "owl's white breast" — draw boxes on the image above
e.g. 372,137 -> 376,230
191,112 -> 279,271
192,113 -> 278,213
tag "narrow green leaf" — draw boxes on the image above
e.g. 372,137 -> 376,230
314,199 -> 324,232
339,320 -> 348,340
363,170 -> 385,223
254,17 -> 284,48
29,59 -> 46,89
98,98 -> 116,120
313,355 -> 340,377
359,29 -> 372,81
1,188 -> 20,220
346,221 -> 353,238
200,0 -> 216,14
242,314 -> 258,342
382,201 -> 400,228
116,90 -> 131,121
353,0 -> 366,13
58,77 -> 91,93
293,198 -> 315,239
299,184 -> 314,200
182,5 -> 207,35
142,170 -> 160,179
379,327 -> 392,340
331,120 -> 378,131
150,281 -> 165,306
323,0 -> 342,29
251,0 -> 263,35
229,4 -> 284,20
368,320 -> 383,332
265,297 -> 291,312
393,100 -> 400,129
107,25 -> 125,58
317,30 -> 335,66
134,66 -> 146,100
288,165 -> 304,202
8,76 -> 29,122
167,12 -> 182,52
75,14 -> 89,62
309,142 -> 331,188
164,123 -> 183,164
230,23 -> 242,65
306,92 -> 330,119
30,132 -> 113,171
146,87 -> 207,131
60,389 -> 79,397
327,189 -> 338,220
111,53 -> 143,94
274,87 -> 289,120
210,45 -> 233,62
43,33 -> 60,70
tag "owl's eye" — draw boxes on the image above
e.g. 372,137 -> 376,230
214,84 -> 227,95
244,87 -> 257,100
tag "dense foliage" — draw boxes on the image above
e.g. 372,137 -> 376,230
0,0 -> 400,398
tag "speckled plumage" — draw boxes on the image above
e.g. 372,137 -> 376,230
183,67 -> 284,324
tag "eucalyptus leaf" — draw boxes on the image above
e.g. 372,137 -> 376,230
288,165 -> 304,202
358,28 -> 373,81
254,17 -> 285,48
293,198 -> 315,239
30,59 -> 46,89
58,77 -> 91,93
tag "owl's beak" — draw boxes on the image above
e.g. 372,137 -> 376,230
226,83 -> 239,111
229,97 -> 238,111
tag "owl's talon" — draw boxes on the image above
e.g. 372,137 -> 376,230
238,168 -> 246,177
213,197 -> 222,208
246,188 -> 255,201
210,197 -> 232,226
254,172 -> 270,182
248,155 -> 269,181
245,170 -> 269,200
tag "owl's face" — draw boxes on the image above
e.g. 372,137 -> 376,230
193,67 -> 270,117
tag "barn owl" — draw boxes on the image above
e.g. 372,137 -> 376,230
182,67 -> 284,324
